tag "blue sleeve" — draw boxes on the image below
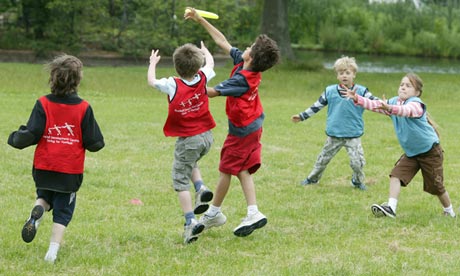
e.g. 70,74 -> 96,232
214,73 -> 249,97
230,48 -> 243,65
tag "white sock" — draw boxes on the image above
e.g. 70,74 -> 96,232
444,205 -> 456,217
207,205 -> 221,217
247,205 -> 258,216
44,242 -> 60,263
388,198 -> 398,213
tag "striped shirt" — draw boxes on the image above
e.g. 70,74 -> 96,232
299,84 -> 377,120
356,96 -> 424,118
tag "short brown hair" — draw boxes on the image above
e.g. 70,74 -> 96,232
250,34 -> 280,72
173,43 -> 204,79
46,54 -> 83,96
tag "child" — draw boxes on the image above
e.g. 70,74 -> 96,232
343,73 -> 456,218
8,54 -> 105,263
185,7 -> 280,237
147,42 -> 216,243
291,56 -> 378,190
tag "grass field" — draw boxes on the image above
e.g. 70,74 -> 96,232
1,61 -> 460,275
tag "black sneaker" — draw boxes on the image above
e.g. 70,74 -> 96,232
351,178 -> 367,191
371,203 -> 396,218
300,178 -> 318,186
22,205 -> 45,243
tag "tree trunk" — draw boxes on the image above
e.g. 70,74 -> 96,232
261,0 -> 295,61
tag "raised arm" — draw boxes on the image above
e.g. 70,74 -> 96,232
147,49 -> 161,87
185,7 -> 232,54
200,41 -> 214,70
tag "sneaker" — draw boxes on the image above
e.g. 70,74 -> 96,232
183,218 -> 205,244
233,211 -> 267,237
199,211 -> 227,229
300,178 -> 318,186
371,203 -> 396,218
22,205 -> 45,243
443,211 -> 456,218
44,252 -> 57,264
194,186 -> 213,215
351,178 -> 367,191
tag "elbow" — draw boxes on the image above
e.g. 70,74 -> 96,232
86,141 -> 105,152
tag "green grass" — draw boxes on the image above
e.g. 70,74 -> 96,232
1,62 -> 460,275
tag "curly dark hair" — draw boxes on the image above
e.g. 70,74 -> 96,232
249,34 -> 280,72
46,54 -> 83,96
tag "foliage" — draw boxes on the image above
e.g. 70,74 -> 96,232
1,0 -> 460,58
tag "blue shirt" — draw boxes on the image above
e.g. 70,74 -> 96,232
388,96 -> 439,157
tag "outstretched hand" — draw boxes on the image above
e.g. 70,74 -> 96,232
376,94 -> 392,112
149,49 -> 161,65
340,86 -> 358,101
291,115 -> 301,123
200,41 -> 210,55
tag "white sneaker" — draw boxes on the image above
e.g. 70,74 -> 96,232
22,205 -> 45,243
194,186 -> 213,214
44,252 -> 57,263
199,211 -> 227,229
233,211 -> 267,237
183,218 -> 204,244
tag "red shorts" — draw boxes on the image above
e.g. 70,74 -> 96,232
219,128 -> 262,176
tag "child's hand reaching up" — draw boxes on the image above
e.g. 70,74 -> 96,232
149,49 -> 161,65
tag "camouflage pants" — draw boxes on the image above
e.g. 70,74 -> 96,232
307,136 -> 365,184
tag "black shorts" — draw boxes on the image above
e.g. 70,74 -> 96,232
37,189 -> 76,226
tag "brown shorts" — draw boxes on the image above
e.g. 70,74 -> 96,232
219,128 -> 262,176
390,144 -> 445,195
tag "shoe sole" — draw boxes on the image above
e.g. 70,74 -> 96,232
22,205 -> 44,243
184,223 -> 205,244
371,204 -> 395,218
194,204 -> 209,215
233,217 -> 267,237
194,190 -> 213,214
200,190 -> 213,202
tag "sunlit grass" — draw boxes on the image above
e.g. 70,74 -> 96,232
1,62 -> 460,275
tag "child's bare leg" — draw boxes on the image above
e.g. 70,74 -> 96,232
237,170 -> 256,206
233,170 -> 266,237
211,172 -> 231,207
178,190 -> 194,213
438,191 -> 452,208
44,223 -> 66,263
389,177 -> 401,199
437,191 -> 455,217
191,166 -> 202,184
35,198 -> 50,211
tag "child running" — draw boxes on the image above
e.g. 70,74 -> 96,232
8,54 -> 105,263
147,42 -> 216,243
343,73 -> 456,218
185,7 -> 280,237
291,56 -> 378,190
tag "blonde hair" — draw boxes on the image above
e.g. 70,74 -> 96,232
333,56 -> 358,73
405,73 -> 440,138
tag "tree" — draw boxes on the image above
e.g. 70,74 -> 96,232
261,0 -> 295,61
